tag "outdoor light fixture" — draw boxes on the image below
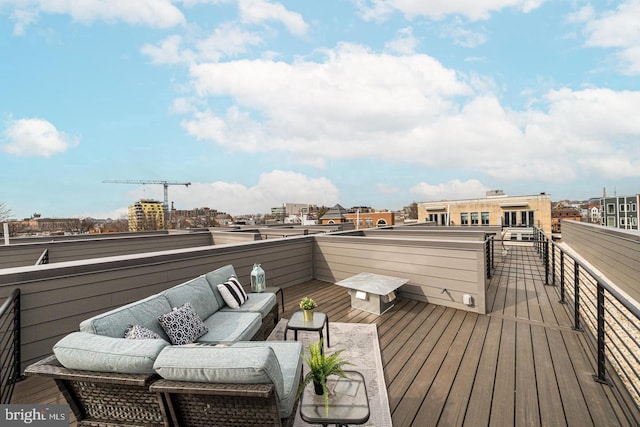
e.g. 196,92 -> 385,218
251,263 -> 266,293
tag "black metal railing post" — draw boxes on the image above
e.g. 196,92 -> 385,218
551,243 -> 556,285
573,263 -> 582,331
559,251 -> 565,304
544,240 -> 549,285
13,290 -> 22,384
594,282 -> 611,385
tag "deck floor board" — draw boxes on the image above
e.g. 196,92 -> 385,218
11,245 -> 640,426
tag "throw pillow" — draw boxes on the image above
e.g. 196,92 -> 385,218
217,277 -> 248,309
124,324 -> 163,340
157,302 -> 208,345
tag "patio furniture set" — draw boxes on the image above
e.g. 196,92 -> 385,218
24,264 -> 373,426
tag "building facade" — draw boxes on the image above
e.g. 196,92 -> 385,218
128,199 -> 165,231
600,195 -> 639,230
417,192 -> 552,235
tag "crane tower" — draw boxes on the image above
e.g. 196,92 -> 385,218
103,179 -> 191,221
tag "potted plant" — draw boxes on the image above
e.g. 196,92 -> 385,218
297,339 -> 352,414
300,297 -> 317,321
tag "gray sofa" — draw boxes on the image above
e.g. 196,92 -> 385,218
26,264 -> 303,427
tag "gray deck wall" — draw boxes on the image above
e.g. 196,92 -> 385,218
313,234 -> 488,314
0,232 -> 213,269
562,220 -> 640,303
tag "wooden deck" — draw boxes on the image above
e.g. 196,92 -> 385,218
11,244 -> 640,426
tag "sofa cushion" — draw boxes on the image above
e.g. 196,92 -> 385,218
217,277 -> 248,309
198,311 -> 261,343
157,302 -> 208,345
79,293 -> 172,340
124,324 -> 163,340
153,346 -> 285,401
232,341 -> 303,419
205,264 -> 237,308
162,275 -> 219,319
219,292 -> 277,318
54,332 -> 169,374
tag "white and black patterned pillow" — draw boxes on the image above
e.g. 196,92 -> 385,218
157,302 -> 208,345
217,277 -> 248,309
124,324 -> 163,340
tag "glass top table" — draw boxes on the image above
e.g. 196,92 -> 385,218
299,370 -> 370,427
284,311 -> 330,347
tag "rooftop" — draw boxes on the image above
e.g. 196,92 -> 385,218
8,241 -> 640,426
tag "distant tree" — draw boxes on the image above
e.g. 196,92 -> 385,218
0,202 -> 12,222
316,206 -> 329,220
80,217 -> 97,233
405,202 -> 418,219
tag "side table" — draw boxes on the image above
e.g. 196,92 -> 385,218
299,370 -> 370,427
284,311 -> 330,348
264,286 -> 284,314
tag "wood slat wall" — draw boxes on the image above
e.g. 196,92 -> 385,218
314,234 -> 488,314
0,232 -> 213,269
561,220 -> 640,303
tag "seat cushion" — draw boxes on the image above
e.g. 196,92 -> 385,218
219,292 -> 277,318
162,275 -> 220,319
79,293 -> 172,340
197,311 -> 261,343
153,346 -> 284,400
232,341 -> 303,418
54,332 -> 169,374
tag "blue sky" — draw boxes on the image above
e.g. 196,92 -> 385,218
1,0 -> 639,219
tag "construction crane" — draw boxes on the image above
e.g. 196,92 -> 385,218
103,180 -> 191,221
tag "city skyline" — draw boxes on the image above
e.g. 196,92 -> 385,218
1,1 -> 639,219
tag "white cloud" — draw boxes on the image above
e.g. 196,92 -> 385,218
178,43 -> 640,184
1,118 -> 78,157
128,171 -> 340,215
142,23 -> 262,65
10,8 -> 38,36
581,0 -> 640,75
5,0 -> 184,32
410,179 -> 491,201
354,0 -> 546,21
238,0 -> 308,36
384,26 -> 420,54
440,17 -> 488,47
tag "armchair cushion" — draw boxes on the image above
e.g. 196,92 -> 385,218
153,346 -> 285,400
53,331 -> 169,374
219,292 -> 277,318
232,341 -> 303,418
162,275 -> 220,319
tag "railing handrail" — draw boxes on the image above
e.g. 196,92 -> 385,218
0,288 -> 21,404
35,248 -> 49,265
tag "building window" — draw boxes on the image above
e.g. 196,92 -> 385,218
620,204 -> 629,212
521,210 -> 535,226
607,217 -> 616,227
607,204 -> 615,214
632,217 -> 638,227
429,214 -> 437,222
376,219 -> 387,226
504,211 -> 517,226
481,212 -> 489,225
632,204 -> 637,212
461,213 -> 468,225
471,212 -> 479,225
365,218 -> 373,227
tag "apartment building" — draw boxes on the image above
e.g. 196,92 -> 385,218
417,191 -> 552,235
128,199 -> 165,231
601,195 -> 640,230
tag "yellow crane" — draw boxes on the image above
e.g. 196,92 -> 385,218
103,180 -> 191,220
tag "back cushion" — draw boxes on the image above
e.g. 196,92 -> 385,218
205,264 -> 237,307
79,293 -> 172,340
163,275 -> 219,319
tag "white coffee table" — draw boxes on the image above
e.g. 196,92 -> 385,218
335,272 -> 408,315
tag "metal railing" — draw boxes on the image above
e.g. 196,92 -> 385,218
0,288 -> 22,404
533,228 -> 640,409
484,235 -> 495,279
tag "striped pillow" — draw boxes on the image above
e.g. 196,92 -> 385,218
217,277 -> 248,309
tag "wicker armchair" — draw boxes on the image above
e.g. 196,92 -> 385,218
24,355 -> 166,427
150,376 -> 300,427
